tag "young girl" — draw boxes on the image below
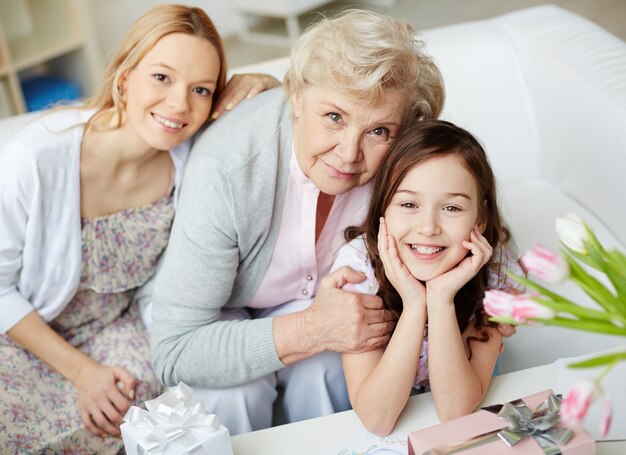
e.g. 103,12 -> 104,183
332,119 -> 521,436
0,5 -> 277,452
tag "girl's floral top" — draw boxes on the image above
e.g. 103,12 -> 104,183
332,236 -> 523,389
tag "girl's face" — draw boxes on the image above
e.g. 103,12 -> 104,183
120,32 -> 220,152
383,154 -> 483,281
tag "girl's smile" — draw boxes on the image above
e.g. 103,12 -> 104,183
384,154 -> 483,281
406,243 -> 446,259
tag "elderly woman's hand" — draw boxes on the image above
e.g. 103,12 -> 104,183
303,267 -> 397,353
212,73 -> 280,120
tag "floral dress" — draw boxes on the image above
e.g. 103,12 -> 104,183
0,195 -> 174,453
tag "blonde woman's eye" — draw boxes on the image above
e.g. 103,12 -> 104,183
152,73 -> 168,82
193,87 -> 212,97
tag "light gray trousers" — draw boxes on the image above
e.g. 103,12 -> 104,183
173,300 -> 351,436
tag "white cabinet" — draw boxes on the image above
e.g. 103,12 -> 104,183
0,0 -> 101,117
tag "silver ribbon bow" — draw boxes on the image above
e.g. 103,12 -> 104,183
123,382 -> 220,454
496,393 -> 574,455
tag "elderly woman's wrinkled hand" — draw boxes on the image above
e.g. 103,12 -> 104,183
304,267 -> 397,353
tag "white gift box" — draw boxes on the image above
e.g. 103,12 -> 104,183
121,382 -> 233,455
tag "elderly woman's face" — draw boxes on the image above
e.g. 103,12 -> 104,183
292,85 -> 408,196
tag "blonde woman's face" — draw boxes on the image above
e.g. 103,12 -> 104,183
291,85 -> 408,196
120,32 -> 220,152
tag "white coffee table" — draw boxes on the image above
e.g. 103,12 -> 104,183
231,363 -> 624,454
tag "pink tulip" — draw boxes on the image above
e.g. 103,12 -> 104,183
483,290 -> 515,319
600,394 -> 612,437
555,213 -> 588,254
520,243 -> 570,284
561,379 -> 600,426
508,294 -> 556,323
561,379 -> 613,436
483,290 -> 555,324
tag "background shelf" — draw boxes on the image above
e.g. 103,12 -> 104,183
0,0 -> 101,118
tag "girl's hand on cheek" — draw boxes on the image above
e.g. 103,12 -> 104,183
378,217 -> 425,307
427,226 -> 493,301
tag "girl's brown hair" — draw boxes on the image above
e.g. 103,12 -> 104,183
347,120 -> 511,343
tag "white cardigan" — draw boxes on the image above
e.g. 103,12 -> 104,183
0,109 -> 191,333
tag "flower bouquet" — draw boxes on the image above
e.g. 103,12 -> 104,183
484,213 -> 626,436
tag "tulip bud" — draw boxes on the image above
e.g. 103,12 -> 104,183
555,213 -> 588,254
561,379 -> 613,436
484,291 -> 555,324
508,294 -> 556,323
560,379 -> 600,428
520,243 -> 570,284
483,290 -> 515,319
600,393 -> 612,437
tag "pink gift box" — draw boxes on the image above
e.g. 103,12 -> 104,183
408,389 -> 595,455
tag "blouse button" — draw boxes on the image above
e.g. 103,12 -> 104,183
301,289 -> 308,296
306,275 -> 313,281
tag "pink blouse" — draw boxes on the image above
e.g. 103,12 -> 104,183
249,149 -> 371,308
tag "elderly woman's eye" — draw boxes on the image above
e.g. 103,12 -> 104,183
371,127 -> 390,141
327,112 -> 342,122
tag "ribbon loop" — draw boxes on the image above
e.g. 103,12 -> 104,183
123,382 -> 221,454
497,392 -> 574,454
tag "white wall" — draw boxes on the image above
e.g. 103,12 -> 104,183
86,0 -> 243,64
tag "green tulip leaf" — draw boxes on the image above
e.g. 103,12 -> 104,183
564,255 -> 621,315
568,352 -> 626,368
531,317 -> 626,336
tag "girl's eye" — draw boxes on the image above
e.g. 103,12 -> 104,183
152,73 -> 169,83
327,112 -> 342,122
369,127 -> 391,143
193,87 -> 212,97
400,202 -> 417,209
443,206 -> 460,212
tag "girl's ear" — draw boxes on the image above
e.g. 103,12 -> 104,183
477,200 -> 488,234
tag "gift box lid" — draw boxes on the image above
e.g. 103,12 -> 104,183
408,389 -> 596,455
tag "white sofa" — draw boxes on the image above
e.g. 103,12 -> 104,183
231,4 -> 626,374
2,5 -> 625,374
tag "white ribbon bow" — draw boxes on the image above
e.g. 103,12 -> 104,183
124,382 -> 220,454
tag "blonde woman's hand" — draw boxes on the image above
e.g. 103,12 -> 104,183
378,217 -> 426,307
212,73 -> 281,119
427,226 -> 493,302
73,359 -> 138,436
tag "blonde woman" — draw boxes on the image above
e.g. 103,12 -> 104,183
0,4 -> 278,452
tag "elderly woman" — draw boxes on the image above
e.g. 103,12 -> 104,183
150,10 -> 444,434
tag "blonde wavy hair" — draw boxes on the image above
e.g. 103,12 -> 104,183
284,9 -> 444,122
84,4 -> 227,131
